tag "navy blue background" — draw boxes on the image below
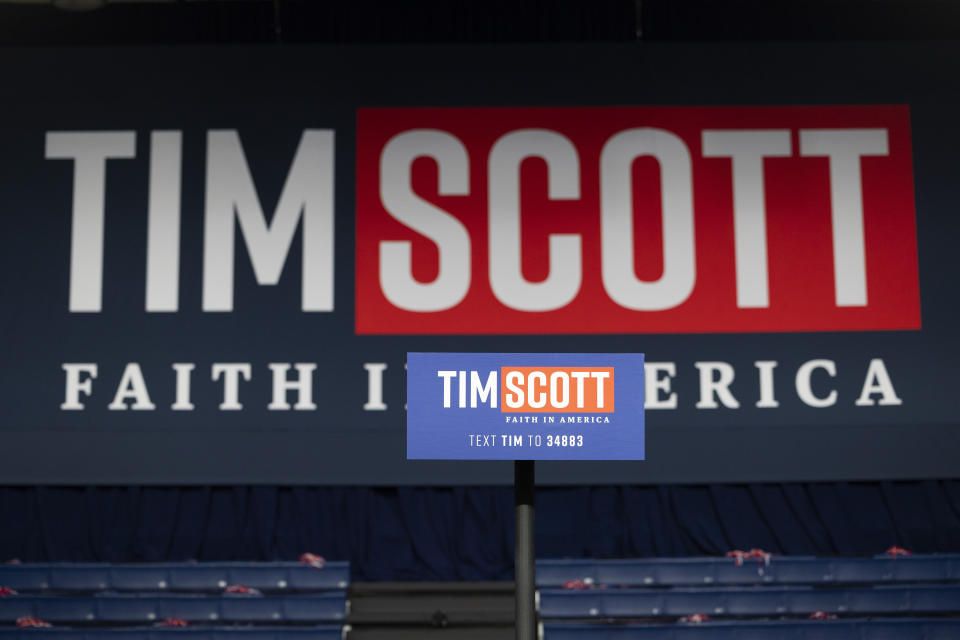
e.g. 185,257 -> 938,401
2,481 -> 959,578
0,43 -> 957,484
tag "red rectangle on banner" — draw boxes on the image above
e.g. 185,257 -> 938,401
355,106 -> 920,334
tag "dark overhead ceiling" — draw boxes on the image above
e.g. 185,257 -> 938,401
0,0 -> 959,45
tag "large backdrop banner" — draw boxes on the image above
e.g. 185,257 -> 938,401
0,43 -> 956,485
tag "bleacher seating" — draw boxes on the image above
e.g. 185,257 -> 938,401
0,563 -> 349,594
539,584 -> 960,618
0,562 -> 349,638
0,629 -> 345,640
537,554 -> 960,587
538,554 -> 960,640
3,556 -> 959,639
544,619 -> 960,640
0,594 -> 347,624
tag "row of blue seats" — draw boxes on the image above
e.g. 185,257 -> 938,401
539,584 -> 960,618
0,563 -> 349,594
0,594 -> 346,624
0,621 -> 957,640
0,628 -> 344,640
4,556 -> 952,593
537,554 -> 960,587
544,619 -> 960,640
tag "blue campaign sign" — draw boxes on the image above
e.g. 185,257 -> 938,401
407,353 -> 645,460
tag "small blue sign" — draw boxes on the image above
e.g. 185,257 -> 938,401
407,353 -> 645,460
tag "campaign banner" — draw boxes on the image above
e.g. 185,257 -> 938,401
407,353 -> 645,460
0,43 -> 957,485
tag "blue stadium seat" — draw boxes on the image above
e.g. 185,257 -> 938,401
165,568 -> 230,592
544,619 -> 960,640
884,556 -> 959,583
226,567 -> 289,591
714,587 -> 797,616
0,627 -> 345,640
277,596 -> 345,623
537,559 -> 594,586
712,562 -> 779,586
216,597 -> 283,623
887,584 -> 960,613
0,566 -> 50,591
0,562 -> 349,594
48,567 -> 110,593
283,564 -> 350,591
652,562 -> 721,587
0,596 -> 96,623
774,559 -> 851,585
109,567 -> 170,592
0,594 -> 346,623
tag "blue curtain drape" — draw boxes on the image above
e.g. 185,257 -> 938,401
2,481 -> 959,581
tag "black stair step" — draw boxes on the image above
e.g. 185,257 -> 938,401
347,627 -> 515,640
348,581 -> 519,632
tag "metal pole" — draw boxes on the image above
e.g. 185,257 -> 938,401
515,459 -> 536,640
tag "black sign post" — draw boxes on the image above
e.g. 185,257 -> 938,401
515,459 -> 536,640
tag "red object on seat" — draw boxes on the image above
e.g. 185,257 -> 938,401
810,611 -> 838,620
225,584 -> 261,595
16,618 -> 51,628
561,579 -> 590,590
726,548 -> 772,566
679,613 -> 710,624
156,618 -> 189,627
886,546 -> 912,558
299,553 -> 326,569
0,587 -> 16,597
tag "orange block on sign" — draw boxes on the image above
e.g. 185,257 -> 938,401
500,367 -> 614,413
